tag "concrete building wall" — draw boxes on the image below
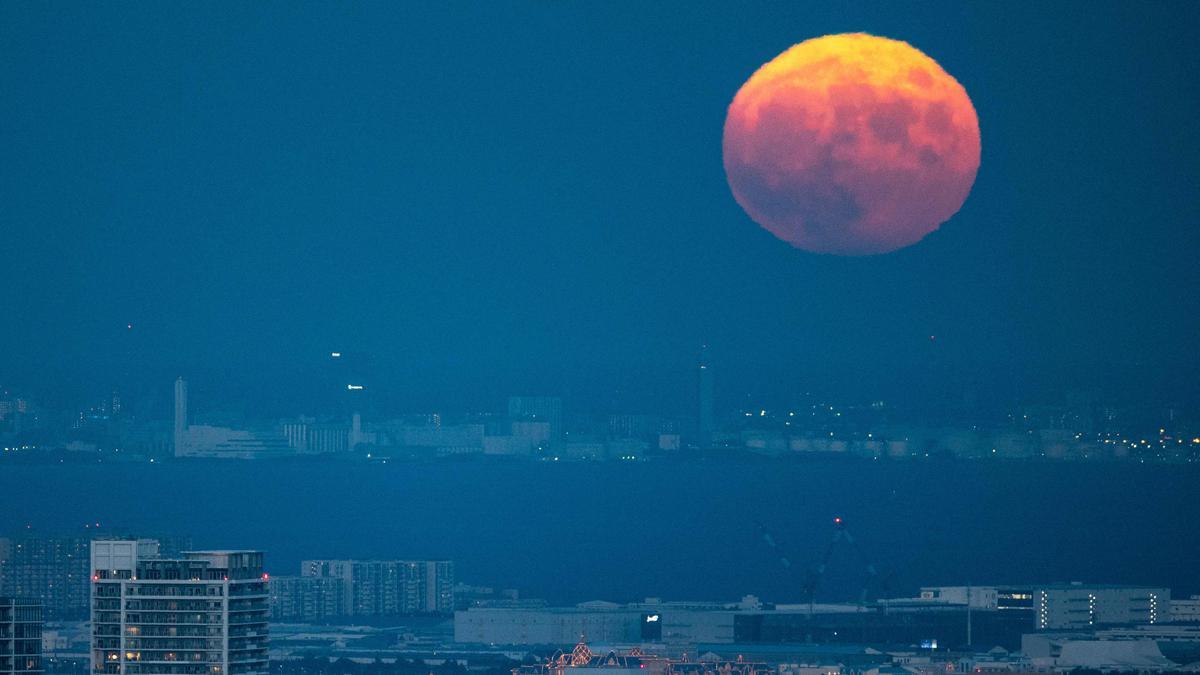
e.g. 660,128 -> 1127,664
1172,597 -> 1200,622
659,610 -> 735,644
454,608 -> 643,645
1035,585 -> 1170,630
919,586 -> 1000,609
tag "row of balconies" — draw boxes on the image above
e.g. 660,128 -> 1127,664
119,653 -> 221,662
227,600 -> 266,610
122,616 -> 224,625
126,626 -> 222,638
125,586 -> 224,598
117,662 -> 223,672
227,644 -> 268,654
228,659 -> 268,669
125,601 -> 222,611
123,638 -> 224,650
226,617 -> 268,626
95,650 -> 218,663
122,664 -> 221,675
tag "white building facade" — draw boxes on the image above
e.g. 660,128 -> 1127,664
90,540 -> 268,675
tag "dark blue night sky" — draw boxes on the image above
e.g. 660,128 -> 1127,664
3,2 -> 1198,410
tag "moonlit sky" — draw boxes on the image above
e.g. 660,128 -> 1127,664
2,2 -> 1198,411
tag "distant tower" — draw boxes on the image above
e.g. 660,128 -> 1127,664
173,376 -> 188,454
350,412 -> 363,449
698,345 -> 714,449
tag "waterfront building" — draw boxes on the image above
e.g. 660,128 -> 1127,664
172,378 -> 291,459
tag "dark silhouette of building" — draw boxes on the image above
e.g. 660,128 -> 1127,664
0,597 -> 42,675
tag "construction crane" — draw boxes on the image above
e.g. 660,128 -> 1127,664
758,517 -> 888,616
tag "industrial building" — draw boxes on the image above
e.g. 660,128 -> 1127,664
279,419 -> 350,455
1171,596 -> 1200,622
457,603 -> 656,645
918,584 -> 1169,630
173,378 -> 292,459
90,539 -> 269,675
1022,625 -> 1200,670
0,597 -> 41,675
1033,584 -> 1169,630
455,597 -> 1034,651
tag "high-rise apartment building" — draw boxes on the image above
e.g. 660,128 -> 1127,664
287,559 -> 454,618
90,540 -> 268,675
0,597 -> 41,675
0,537 -> 89,620
266,576 -> 347,622
0,535 -> 191,621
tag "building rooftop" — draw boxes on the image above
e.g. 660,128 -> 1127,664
1035,583 -> 1169,591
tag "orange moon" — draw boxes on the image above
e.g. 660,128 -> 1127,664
723,33 -> 981,255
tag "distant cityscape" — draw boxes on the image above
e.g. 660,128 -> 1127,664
4,3 -> 1197,675
1,357 -> 1198,464
3,534 -> 1200,675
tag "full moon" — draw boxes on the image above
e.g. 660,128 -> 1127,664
723,33 -> 981,255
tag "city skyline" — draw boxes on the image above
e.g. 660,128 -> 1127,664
3,3 -> 1199,675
